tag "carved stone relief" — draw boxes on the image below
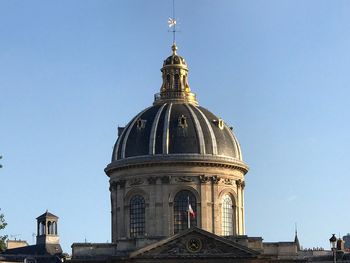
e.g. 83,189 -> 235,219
199,175 -> 209,183
211,175 -> 221,184
118,180 -> 126,189
109,181 -> 118,192
223,178 -> 233,185
160,176 -> 171,184
175,176 -> 194,182
129,178 -> 144,186
147,176 -> 158,185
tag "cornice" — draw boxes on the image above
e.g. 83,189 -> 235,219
105,154 -> 249,176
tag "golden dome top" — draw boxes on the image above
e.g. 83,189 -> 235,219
154,44 -> 197,105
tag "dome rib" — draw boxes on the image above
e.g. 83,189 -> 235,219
112,117 -> 135,161
162,103 -> 173,154
191,105 -> 218,155
185,104 -> 206,154
224,125 -> 243,160
149,103 -> 167,155
121,106 -> 152,159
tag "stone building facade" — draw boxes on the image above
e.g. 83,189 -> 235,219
70,44 -> 307,263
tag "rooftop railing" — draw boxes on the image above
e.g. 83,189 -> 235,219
154,91 -> 197,104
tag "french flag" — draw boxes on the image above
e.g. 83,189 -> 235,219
188,203 -> 196,218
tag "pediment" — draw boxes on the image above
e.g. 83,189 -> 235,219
130,227 -> 260,259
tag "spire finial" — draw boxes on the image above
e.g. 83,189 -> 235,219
171,42 -> 177,55
294,223 -> 301,251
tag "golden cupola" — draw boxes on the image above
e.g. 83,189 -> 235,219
154,43 -> 198,105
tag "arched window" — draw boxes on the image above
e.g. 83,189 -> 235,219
39,221 -> 45,235
174,190 -> 197,234
174,74 -> 179,90
166,74 -> 171,89
222,194 -> 234,236
130,195 -> 146,237
47,221 -> 52,234
52,221 -> 57,235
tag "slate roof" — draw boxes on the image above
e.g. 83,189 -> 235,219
111,103 -> 243,162
3,243 -> 62,256
36,211 -> 59,220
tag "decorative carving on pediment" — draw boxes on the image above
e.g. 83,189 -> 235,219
159,240 -> 186,255
175,176 -> 193,182
131,230 -> 259,258
147,176 -> 158,185
211,175 -> 221,184
129,178 -> 144,186
199,175 -> 209,183
152,235 -> 244,256
203,238 -> 226,254
161,176 -> 171,184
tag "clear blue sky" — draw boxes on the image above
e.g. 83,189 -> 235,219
1,0 -> 350,253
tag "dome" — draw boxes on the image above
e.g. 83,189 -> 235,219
107,43 -> 247,173
112,103 -> 242,161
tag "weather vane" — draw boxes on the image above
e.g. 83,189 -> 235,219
168,0 -> 179,44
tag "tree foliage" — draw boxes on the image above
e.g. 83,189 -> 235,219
0,209 -> 7,252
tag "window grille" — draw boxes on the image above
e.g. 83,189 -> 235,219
174,74 -> 179,90
222,194 -> 234,235
173,190 -> 196,234
130,195 -> 146,237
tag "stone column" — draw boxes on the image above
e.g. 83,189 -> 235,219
211,175 -> 221,235
236,179 -> 243,235
160,176 -> 171,236
241,181 -> 246,235
147,176 -> 157,236
109,181 -> 118,242
154,179 -> 163,236
199,175 -> 210,231
117,180 -> 126,238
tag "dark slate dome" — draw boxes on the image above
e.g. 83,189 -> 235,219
112,103 -> 242,161
110,43 -> 244,164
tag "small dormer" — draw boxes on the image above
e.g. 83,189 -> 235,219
36,211 -> 59,245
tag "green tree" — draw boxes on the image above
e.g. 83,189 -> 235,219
0,209 -> 7,252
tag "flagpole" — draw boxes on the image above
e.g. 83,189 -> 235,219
187,196 -> 190,229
